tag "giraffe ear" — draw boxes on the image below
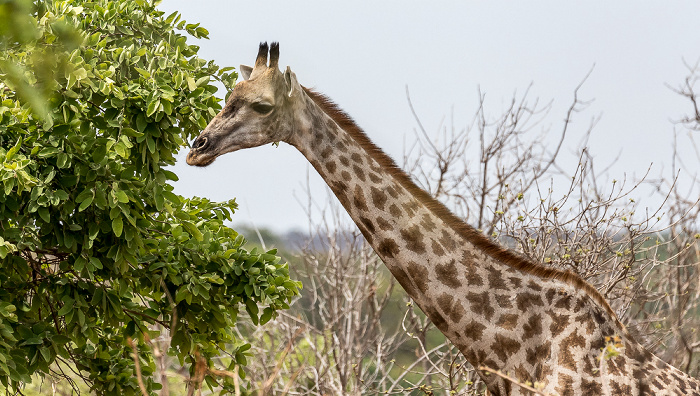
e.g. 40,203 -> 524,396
284,66 -> 300,98
239,65 -> 253,80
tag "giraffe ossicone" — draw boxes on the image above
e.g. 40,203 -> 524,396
187,42 -> 700,395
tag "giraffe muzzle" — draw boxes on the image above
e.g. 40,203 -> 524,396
186,136 -> 218,166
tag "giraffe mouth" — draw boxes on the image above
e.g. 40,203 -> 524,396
186,149 -> 218,167
186,140 -> 244,167
187,135 -> 220,166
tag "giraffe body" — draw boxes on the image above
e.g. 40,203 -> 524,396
187,43 -> 700,395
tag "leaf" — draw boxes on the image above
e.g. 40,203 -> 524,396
56,152 -> 68,168
146,136 -> 156,153
245,299 -> 259,325
57,299 -> 74,316
195,76 -> 210,87
136,113 -> 148,132
112,217 -> 123,237
115,189 -> 129,203
260,308 -> 273,325
78,195 -> 93,211
134,67 -> 150,78
76,188 -> 93,203
146,98 -> 160,117
121,127 -> 142,137
89,257 -> 102,269
182,221 -> 202,241
74,256 -> 86,272
6,137 -> 22,161
92,144 -> 107,163
186,76 -> 196,91
38,207 -> 50,223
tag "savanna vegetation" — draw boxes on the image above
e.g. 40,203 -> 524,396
0,1 -> 299,394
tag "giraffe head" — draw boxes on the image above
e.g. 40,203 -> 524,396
186,42 -> 302,166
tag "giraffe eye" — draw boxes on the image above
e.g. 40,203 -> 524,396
252,102 -> 274,114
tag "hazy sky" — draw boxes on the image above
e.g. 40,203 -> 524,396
160,1 -> 700,233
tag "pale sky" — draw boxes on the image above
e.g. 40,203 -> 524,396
161,1 -> 700,233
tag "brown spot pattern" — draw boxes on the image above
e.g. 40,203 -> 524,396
376,217 -> 393,231
548,311 -> 570,337
437,292 -> 465,323
527,281 -> 542,291
440,229 -> 457,250
495,293 -> 513,308
545,288 -> 556,305
448,300 -> 466,323
556,373 -> 574,395
407,261 -> 429,293
353,185 -> 368,211
581,378 -> 602,394
465,270 -> 483,287
431,240 -> 445,255
492,334 -> 521,362
400,224 -> 426,254
424,306 -> 448,331
352,165 -> 366,181
509,276 -> 522,288
325,160 -> 336,173
526,342 -> 551,366
522,314 -> 542,340
402,201 -> 418,216
435,260 -> 461,289
464,320 -> 486,342
554,293 -> 573,310
377,238 -> 399,258
370,186 -> 387,210
559,329 -> 586,371
486,267 -> 508,290
359,216 -> 375,234
420,214 -> 436,231
516,292 -> 543,311
496,313 -> 519,330
467,291 -> 495,321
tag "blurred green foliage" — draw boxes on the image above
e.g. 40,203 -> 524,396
0,0 -> 300,394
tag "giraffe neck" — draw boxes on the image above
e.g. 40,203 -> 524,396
285,88 -> 686,395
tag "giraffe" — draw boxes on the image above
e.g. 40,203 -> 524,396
186,42 -> 700,395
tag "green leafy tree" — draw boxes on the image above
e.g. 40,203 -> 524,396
0,0 -> 300,394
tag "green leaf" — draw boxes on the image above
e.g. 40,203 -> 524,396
146,98 -> 160,117
182,221 -> 203,241
195,76 -> 210,87
136,113 -> 148,132
6,137 -> 22,161
121,127 -> 142,137
92,144 -> 107,163
38,207 -> 50,223
187,76 -> 196,91
57,299 -> 75,317
260,308 -> 273,325
134,67 -> 150,78
78,195 -> 93,211
115,189 -> 129,203
112,217 -> 123,237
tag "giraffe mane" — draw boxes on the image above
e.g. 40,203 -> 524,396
302,86 -> 627,334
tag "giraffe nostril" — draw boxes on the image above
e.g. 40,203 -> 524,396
192,136 -> 208,150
